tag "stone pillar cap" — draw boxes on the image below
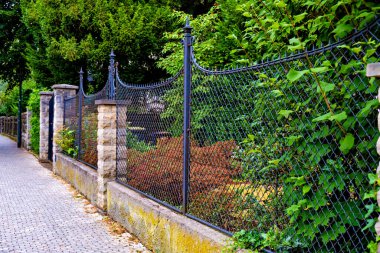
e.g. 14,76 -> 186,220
366,63 -> 380,77
95,99 -> 117,105
52,84 -> 79,90
39,91 -> 54,95
95,100 -> 131,105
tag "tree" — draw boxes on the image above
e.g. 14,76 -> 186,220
0,0 -> 29,88
20,0 -> 189,91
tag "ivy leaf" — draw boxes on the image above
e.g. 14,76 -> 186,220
364,204 -> 375,219
293,12 -> 307,23
285,135 -> 302,146
363,189 -> 377,200
363,218 -> 376,231
339,133 -> 354,154
329,111 -> 347,122
332,23 -> 354,37
368,173 -> 377,185
278,109 -> 294,118
268,159 -> 280,165
317,81 -> 335,93
271,89 -> 284,97
357,99 -> 378,118
302,185 -> 311,195
242,12 -> 252,18
321,223 -> 346,244
312,112 -> 331,122
310,67 -> 329,73
286,69 -> 309,82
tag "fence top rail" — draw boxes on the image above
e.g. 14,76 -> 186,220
63,80 -> 110,103
64,93 -> 79,103
81,80 -> 110,99
191,17 -> 380,75
115,67 -> 184,90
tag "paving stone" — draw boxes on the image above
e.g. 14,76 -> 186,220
0,135 -> 150,253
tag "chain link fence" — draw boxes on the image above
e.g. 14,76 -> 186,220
115,70 -> 184,210
113,19 -> 379,252
58,17 -> 380,252
63,78 -> 109,169
187,19 -> 379,251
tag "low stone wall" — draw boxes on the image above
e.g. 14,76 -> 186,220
107,182 -> 229,253
55,153 -> 98,205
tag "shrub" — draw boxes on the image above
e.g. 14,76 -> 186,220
56,127 -> 78,158
124,136 -> 240,207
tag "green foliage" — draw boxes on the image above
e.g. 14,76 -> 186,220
158,0 -> 379,251
225,228 -> 306,253
126,129 -> 153,152
20,0 -> 184,89
25,79 -> 46,154
0,0 -> 29,88
0,78 -> 37,116
56,127 -> 78,158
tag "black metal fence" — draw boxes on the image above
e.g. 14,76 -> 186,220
61,17 -> 379,252
115,69 -> 184,208
0,116 -> 17,137
63,69 -> 109,169
113,18 -> 379,252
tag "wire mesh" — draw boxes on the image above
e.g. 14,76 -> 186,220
63,82 -> 109,169
63,95 -> 79,134
79,85 -> 109,168
187,19 -> 380,252
63,94 -> 79,155
115,70 -> 184,209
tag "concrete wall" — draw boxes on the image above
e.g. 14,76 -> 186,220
55,153 -> 98,205
107,182 -> 229,253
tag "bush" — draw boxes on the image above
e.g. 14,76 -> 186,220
56,127 -> 78,158
124,136 -> 240,207
25,79 -> 44,154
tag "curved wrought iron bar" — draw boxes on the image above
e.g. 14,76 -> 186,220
191,17 -> 380,75
63,92 -> 79,102
79,80 -> 110,99
116,68 -> 184,90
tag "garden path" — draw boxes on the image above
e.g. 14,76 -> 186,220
0,135 -> 149,253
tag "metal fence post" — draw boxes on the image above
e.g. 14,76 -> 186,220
182,17 -> 192,214
109,50 -> 116,100
77,68 -> 84,159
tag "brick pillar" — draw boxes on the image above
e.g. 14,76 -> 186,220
366,63 -> 380,250
52,84 -> 78,171
39,92 -> 54,161
96,100 -> 117,211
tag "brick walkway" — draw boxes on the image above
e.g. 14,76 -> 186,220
0,135 -> 149,253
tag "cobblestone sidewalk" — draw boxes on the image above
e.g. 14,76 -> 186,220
0,135 -> 149,253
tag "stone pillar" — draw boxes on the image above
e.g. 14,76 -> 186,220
366,63 -> 380,250
39,92 -> 54,161
96,100 -> 117,211
24,109 -> 32,150
116,103 -> 128,178
52,85 -> 78,170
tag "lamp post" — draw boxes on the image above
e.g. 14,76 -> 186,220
17,76 -> 22,148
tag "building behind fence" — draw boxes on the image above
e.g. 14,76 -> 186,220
60,18 -> 380,252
